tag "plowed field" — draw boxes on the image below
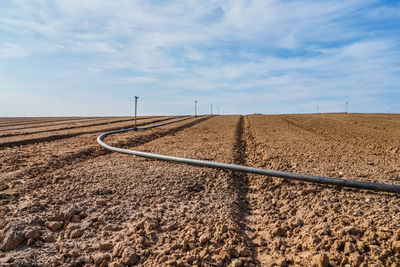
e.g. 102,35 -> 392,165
0,114 -> 399,266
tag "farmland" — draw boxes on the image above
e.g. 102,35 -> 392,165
0,114 -> 400,266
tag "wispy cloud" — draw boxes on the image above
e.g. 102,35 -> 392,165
0,0 -> 399,115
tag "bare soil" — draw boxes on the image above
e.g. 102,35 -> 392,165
0,116 -> 176,147
0,114 -> 399,266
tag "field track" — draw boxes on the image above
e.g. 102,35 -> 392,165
1,114 -> 400,266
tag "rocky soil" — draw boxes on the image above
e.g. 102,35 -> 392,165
243,114 -> 400,266
0,116 -> 177,147
0,114 -> 399,266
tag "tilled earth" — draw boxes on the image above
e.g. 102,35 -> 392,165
0,114 -> 399,266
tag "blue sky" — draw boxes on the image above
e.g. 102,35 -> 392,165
0,0 -> 400,116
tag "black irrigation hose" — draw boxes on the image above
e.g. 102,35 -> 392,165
97,116 -> 400,194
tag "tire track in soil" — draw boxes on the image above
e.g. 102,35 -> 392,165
0,116 -> 248,266
240,115 -> 400,266
6,116 -> 211,187
0,116 -> 179,149
230,115 -> 259,266
240,115 -> 274,266
0,116 -> 161,138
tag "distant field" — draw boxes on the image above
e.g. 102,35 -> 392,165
1,114 -> 399,266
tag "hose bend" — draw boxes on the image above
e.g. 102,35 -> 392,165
97,117 -> 400,194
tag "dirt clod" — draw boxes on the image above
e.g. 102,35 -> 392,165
98,243 -> 113,251
392,241 -> 400,253
199,232 -> 211,244
311,253 -> 329,267
0,231 -> 24,252
25,228 -> 40,239
230,258 -> 243,267
47,221 -> 63,231
121,248 -> 138,265
0,115 -> 399,265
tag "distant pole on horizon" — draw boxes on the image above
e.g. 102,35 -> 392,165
317,105 -> 319,113
218,106 -> 220,115
345,101 -> 349,113
195,100 -> 197,117
211,104 -> 213,115
134,96 -> 139,129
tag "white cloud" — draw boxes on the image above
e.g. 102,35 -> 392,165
0,42 -> 28,58
122,77 -> 157,83
0,0 -> 399,115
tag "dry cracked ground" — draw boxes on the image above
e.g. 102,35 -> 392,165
0,114 -> 400,266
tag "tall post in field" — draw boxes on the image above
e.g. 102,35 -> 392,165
345,101 -> 348,113
211,104 -> 213,115
195,100 -> 197,117
134,96 -> 139,130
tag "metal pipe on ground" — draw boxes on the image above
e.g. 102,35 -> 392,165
97,117 -> 400,194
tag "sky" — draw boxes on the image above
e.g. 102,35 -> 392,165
0,0 -> 400,116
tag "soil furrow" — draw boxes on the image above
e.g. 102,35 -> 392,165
0,116 -> 179,148
1,114 -> 399,266
312,114 -> 400,133
241,115 -> 275,266
0,118 -> 183,174
0,117 -> 132,133
0,117 -> 103,131
229,115 -> 258,265
0,117 -> 188,174
241,114 -> 400,266
4,116 -> 210,184
1,115 -> 247,266
282,116 -> 400,156
0,117 -> 98,128
0,117 -> 160,138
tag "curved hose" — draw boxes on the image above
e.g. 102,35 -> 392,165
97,117 -> 400,194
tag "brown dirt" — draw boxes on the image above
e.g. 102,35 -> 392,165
0,117 -> 102,128
0,116 -> 177,147
0,114 -> 399,266
243,114 -> 400,266
0,117 -> 143,134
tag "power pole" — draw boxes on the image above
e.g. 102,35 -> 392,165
134,96 -> 139,130
218,106 -> 220,115
211,104 -> 213,115
317,105 -> 319,114
195,100 -> 197,117
345,101 -> 348,113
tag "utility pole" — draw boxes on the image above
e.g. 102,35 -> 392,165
195,100 -> 197,117
211,104 -> 213,115
134,96 -> 139,130
317,105 -> 319,114
345,101 -> 348,113
218,106 -> 220,115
